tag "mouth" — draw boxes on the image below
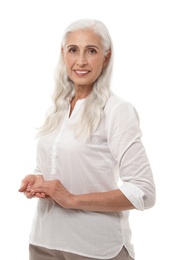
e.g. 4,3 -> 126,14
74,70 -> 90,76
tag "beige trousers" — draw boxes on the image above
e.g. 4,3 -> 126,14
29,244 -> 134,260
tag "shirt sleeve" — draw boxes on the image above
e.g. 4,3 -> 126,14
33,145 -> 43,175
107,101 -> 156,210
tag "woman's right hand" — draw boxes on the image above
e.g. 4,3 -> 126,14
18,174 -> 45,199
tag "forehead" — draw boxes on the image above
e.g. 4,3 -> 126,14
65,29 -> 103,48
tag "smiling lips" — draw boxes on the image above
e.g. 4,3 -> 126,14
74,70 -> 90,76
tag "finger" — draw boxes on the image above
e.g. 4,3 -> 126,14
27,185 -> 46,193
24,191 -> 35,199
18,181 -> 29,192
35,192 -> 46,198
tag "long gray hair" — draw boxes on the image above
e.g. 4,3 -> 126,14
38,19 -> 114,140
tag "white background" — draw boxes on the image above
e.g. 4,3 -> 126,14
0,0 -> 171,259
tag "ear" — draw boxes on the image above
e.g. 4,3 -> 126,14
103,51 -> 111,68
61,47 -> 66,62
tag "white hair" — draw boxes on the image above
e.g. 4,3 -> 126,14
38,19 -> 114,140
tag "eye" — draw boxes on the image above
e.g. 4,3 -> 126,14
68,47 -> 77,53
87,48 -> 97,54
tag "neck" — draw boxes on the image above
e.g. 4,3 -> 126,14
73,85 -> 93,101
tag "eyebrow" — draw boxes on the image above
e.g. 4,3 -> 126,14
66,44 -> 100,50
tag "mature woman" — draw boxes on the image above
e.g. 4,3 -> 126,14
19,19 -> 156,260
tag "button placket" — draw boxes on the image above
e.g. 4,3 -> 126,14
50,117 -> 68,179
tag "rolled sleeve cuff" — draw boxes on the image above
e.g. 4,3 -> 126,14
119,182 -> 145,211
33,170 -> 43,175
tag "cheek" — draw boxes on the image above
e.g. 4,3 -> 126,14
64,58 -> 71,67
91,56 -> 104,67
92,58 -> 105,74
65,54 -> 76,67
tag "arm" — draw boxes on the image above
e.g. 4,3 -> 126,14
71,189 -> 135,211
107,101 -> 156,210
26,179 -> 135,211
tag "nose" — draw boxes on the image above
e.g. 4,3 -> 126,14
76,52 -> 88,66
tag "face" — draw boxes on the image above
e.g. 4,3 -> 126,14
62,29 -> 110,89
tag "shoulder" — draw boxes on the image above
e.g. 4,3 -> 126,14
104,93 -> 136,116
104,93 -> 141,138
104,93 -> 140,130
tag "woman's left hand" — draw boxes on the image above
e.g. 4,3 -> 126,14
26,180 -> 75,209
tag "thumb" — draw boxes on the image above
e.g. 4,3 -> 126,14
18,180 -> 29,192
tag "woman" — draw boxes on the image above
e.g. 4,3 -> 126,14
19,19 -> 156,260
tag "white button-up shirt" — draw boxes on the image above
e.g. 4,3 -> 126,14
29,94 -> 155,259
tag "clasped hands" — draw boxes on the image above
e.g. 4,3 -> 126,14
18,174 -> 74,209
